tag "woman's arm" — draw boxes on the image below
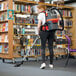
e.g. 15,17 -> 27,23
38,19 -> 42,33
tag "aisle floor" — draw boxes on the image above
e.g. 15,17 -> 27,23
0,58 -> 76,76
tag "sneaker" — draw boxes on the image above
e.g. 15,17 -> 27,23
49,64 -> 53,69
40,63 -> 46,69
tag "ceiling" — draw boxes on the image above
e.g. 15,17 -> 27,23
64,0 -> 76,4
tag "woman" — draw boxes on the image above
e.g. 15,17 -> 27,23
37,5 -> 55,69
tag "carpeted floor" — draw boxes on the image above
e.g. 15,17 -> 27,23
0,58 -> 76,76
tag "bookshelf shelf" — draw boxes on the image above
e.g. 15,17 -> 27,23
15,0 -> 37,5
0,20 -> 8,23
15,11 -> 38,15
14,44 -> 21,47
14,0 -> 74,9
0,0 -> 7,2
15,11 -> 32,15
63,16 -> 72,18
0,53 -> 8,55
13,54 -> 21,58
13,23 -> 37,26
24,55 -> 37,58
0,31 -> 8,33
0,42 -> 8,43
64,26 -> 72,28
0,10 -> 7,13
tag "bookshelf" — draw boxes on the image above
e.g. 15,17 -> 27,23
0,0 -> 75,61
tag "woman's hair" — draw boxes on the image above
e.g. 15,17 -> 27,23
37,5 -> 47,10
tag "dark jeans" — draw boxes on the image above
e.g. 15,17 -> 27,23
39,30 -> 55,64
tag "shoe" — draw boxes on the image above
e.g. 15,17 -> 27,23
40,63 -> 46,69
49,64 -> 53,69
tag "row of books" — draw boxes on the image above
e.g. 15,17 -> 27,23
14,15 -> 38,24
14,4 -> 32,13
64,29 -> 72,36
0,1 -> 8,11
54,48 -> 66,54
0,34 -> 8,42
56,39 -> 68,44
60,10 -> 72,17
0,23 -> 8,32
64,19 -> 72,27
0,44 -> 8,53
14,25 -> 37,35
17,46 -> 67,56
0,12 -> 7,21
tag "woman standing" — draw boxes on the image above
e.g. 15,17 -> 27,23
37,5 -> 55,69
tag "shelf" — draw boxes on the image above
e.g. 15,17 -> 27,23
54,52 -> 67,55
14,0 -> 74,9
0,0 -> 7,2
15,11 -> 38,15
0,10 -> 7,13
14,34 -> 38,36
14,44 -> 41,47
63,16 -> 72,18
15,11 -> 32,15
70,52 -> 76,56
64,26 -> 72,28
56,44 -> 68,45
14,44 -> 21,47
0,53 -> 8,55
13,54 -> 21,58
0,42 -> 8,43
15,0 -> 37,4
0,20 -> 8,23
38,2 -> 74,9
13,23 -> 37,26
56,35 -> 64,37
0,31 -> 8,33
24,55 -> 37,58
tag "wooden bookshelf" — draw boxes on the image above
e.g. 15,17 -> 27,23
0,0 -> 75,61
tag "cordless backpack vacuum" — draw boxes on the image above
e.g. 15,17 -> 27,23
14,7 -> 64,67
41,7 -> 64,31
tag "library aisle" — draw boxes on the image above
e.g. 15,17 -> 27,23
0,0 -> 76,76
0,59 -> 76,76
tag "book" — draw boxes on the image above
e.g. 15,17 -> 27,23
0,36 -> 1,42
16,4 -> 20,12
0,12 -> 7,21
4,44 -> 8,53
0,1 -> 8,11
0,45 -> 2,53
64,19 -> 72,27
4,34 -> 8,42
62,10 -> 72,17
5,23 -> 8,31
2,23 -> 6,32
1,34 -> 5,42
